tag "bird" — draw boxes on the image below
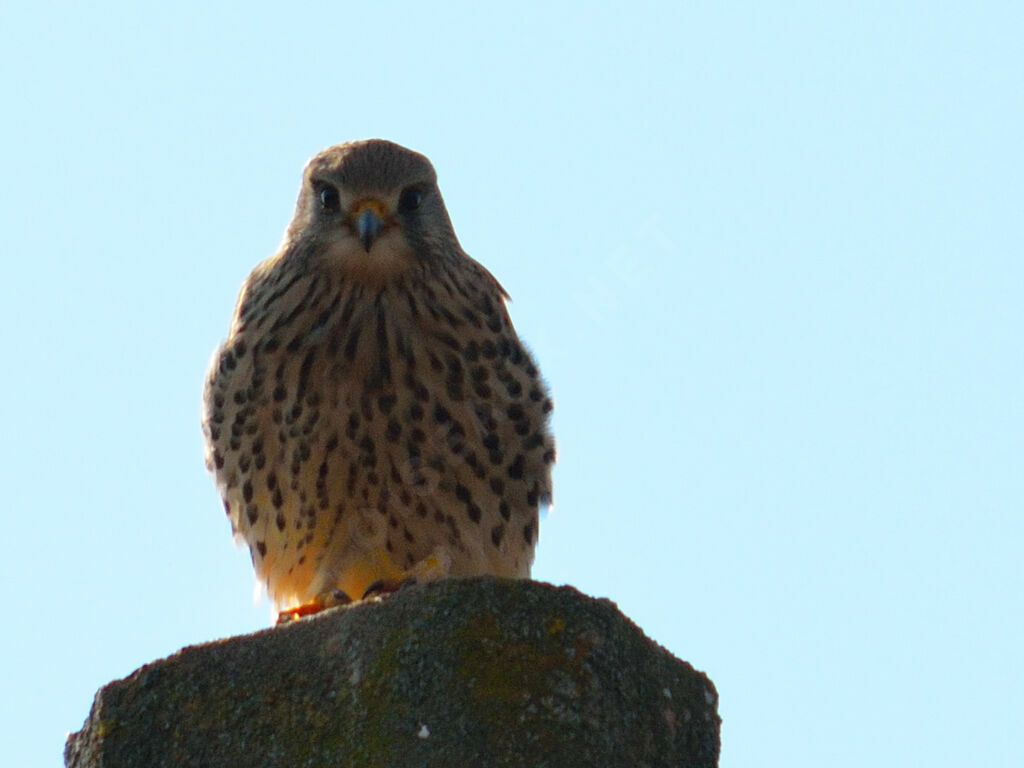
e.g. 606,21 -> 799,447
202,139 -> 555,621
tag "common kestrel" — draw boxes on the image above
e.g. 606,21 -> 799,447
202,140 -> 554,620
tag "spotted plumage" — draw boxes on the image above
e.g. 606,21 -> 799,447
202,139 -> 554,614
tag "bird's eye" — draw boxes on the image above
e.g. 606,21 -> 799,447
398,186 -> 423,214
318,184 -> 340,213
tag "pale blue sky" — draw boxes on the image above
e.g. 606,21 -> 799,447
2,2 -> 1021,766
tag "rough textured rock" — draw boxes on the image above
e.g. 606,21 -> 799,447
66,578 -> 719,768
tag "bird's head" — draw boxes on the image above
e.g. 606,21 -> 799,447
284,139 -> 459,283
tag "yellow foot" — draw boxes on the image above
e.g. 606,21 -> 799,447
276,589 -> 352,625
410,552 -> 450,583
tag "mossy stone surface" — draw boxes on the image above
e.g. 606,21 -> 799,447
66,578 -> 719,768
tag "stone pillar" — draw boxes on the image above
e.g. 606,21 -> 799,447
66,578 -> 719,767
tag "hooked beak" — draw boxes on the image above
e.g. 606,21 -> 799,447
353,202 -> 385,253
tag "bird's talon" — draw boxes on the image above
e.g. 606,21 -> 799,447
361,577 -> 417,600
362,580 -> 385,600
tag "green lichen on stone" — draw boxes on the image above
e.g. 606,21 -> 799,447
66,578 -> 719,768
